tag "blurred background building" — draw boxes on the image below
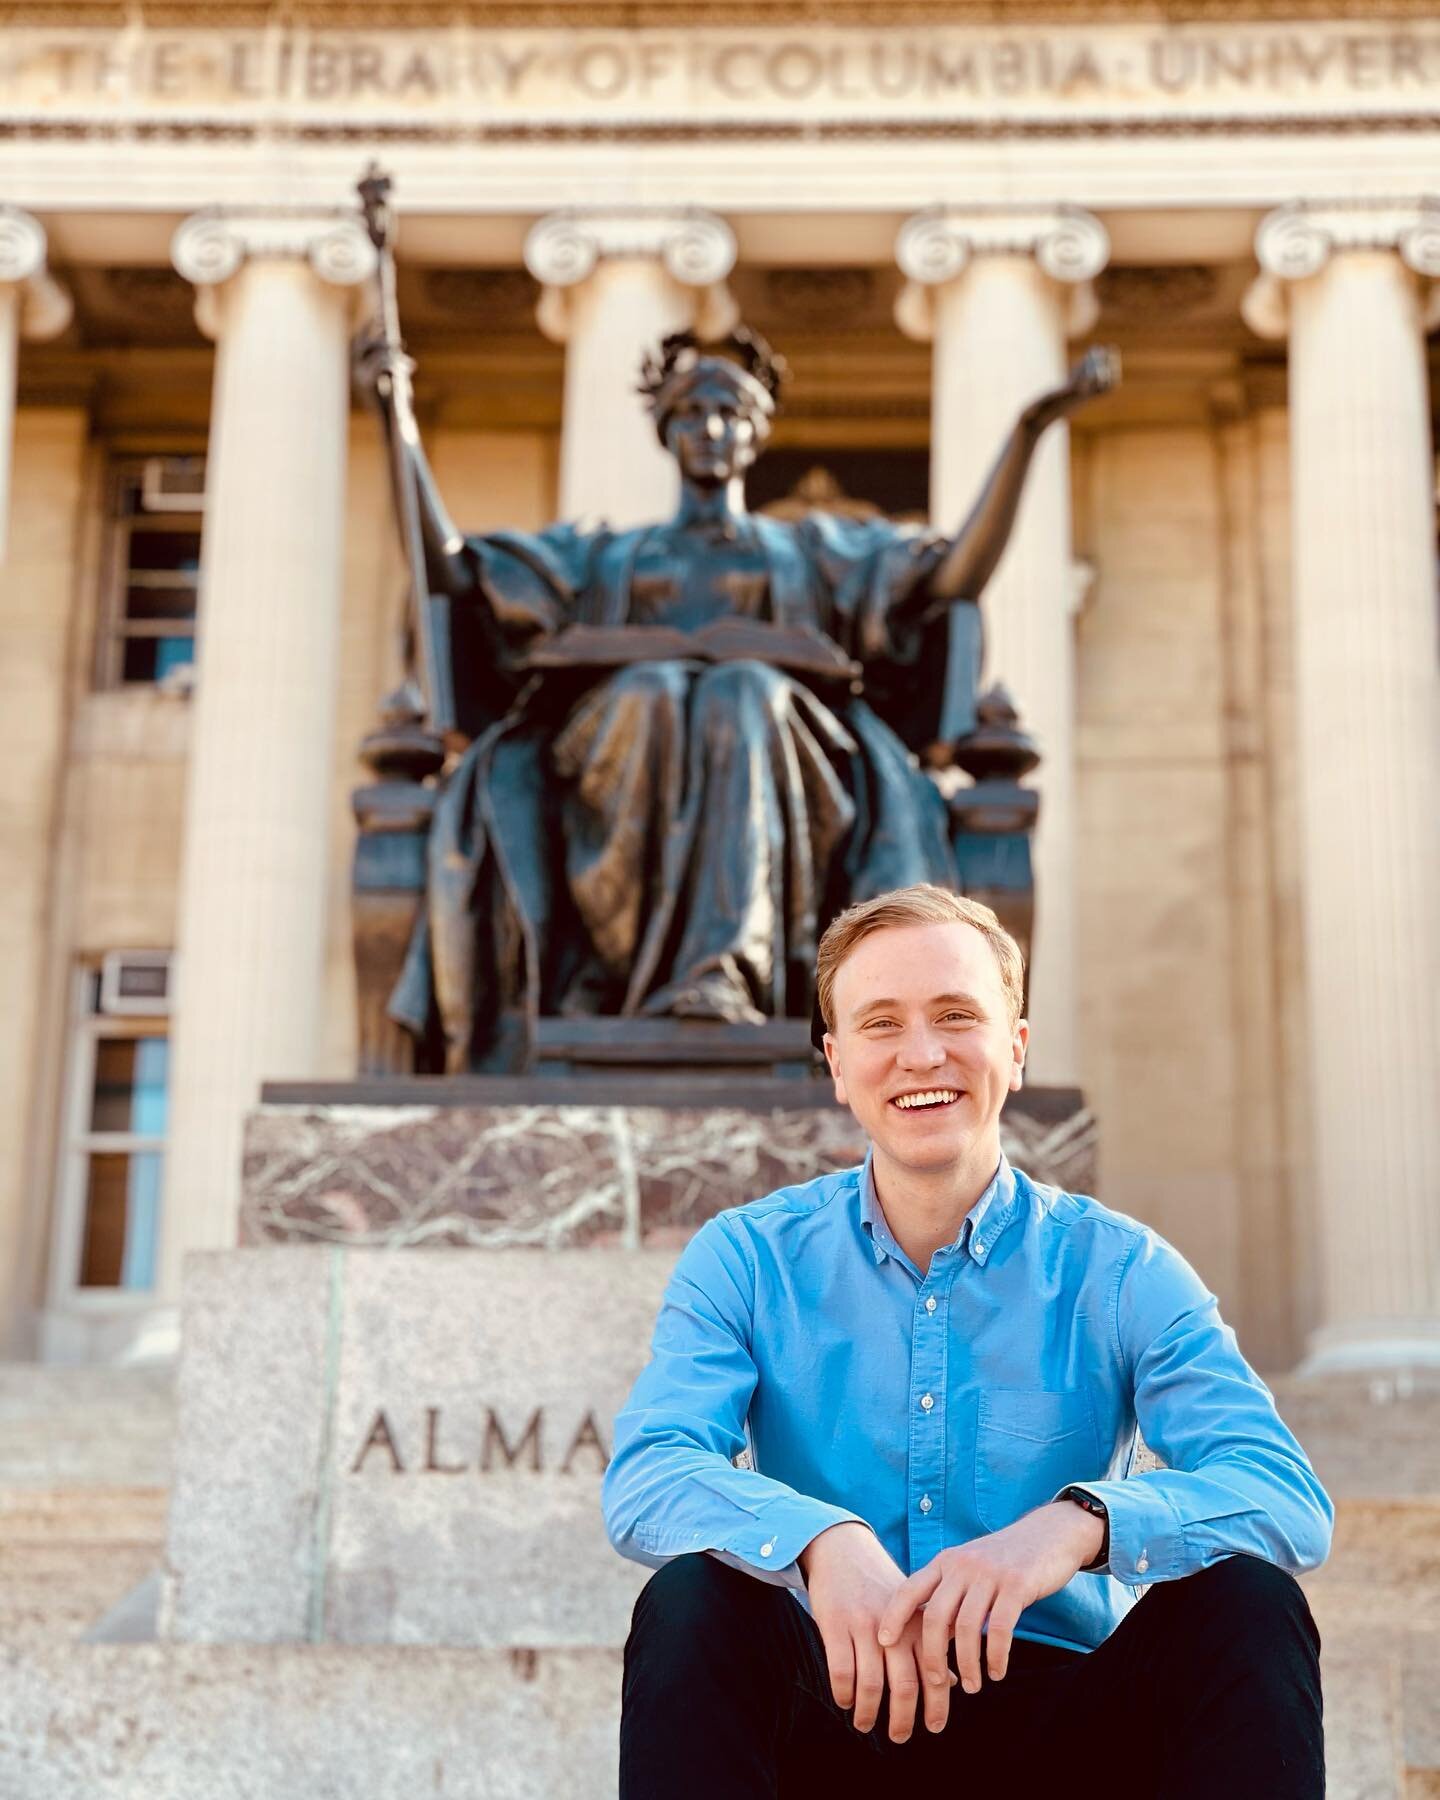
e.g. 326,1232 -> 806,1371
1,0 -> 1437,1385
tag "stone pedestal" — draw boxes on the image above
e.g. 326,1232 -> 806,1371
161,1248 -> 662,1648
154,1080 -> 1095,1651
238,1079 -> 1098,1250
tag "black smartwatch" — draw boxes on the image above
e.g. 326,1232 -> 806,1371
1057,1485 -> 1109,1572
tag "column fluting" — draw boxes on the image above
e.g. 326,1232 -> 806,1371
896,207 -> 1109,1085
159,209 -> 376,1299
1244,200 -> 1440,1371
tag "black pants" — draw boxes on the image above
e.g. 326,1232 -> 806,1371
620,1552 -> 1324,1798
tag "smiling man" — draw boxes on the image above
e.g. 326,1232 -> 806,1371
603,884 -> 1332,1798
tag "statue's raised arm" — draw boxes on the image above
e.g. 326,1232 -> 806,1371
353,329 -> 473,604
916,345 -> 1120,617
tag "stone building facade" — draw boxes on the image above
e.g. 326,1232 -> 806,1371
0,0 -> 1437,1382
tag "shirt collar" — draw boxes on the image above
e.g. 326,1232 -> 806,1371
858,1149 -> 1019,1269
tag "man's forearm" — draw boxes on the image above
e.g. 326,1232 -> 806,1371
1050,1460 -> 1333,1586
603,1434 -> 869,1591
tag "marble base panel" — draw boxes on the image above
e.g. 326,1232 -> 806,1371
241,1080 -> 1097,1249
162,1249 -> 667,1647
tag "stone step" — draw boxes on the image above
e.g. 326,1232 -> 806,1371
0,1641 -> 624,1800
2,1628 -> 1433,1800
0,1366 -> 175,1490
0,1486 -> 169,1544
0,1543 -> 160,1653
1309,1618 -> 1437,1800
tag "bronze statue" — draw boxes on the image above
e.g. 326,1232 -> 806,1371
350,181 -> 1116,1073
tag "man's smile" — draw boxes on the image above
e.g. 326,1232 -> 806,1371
890,1088 -> 963,1111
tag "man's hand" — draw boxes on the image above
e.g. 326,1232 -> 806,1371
799,1521 -> 957,1743
877,1502 -> 1103,1722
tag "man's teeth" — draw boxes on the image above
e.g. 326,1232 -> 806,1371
894,1090 -> 959,1109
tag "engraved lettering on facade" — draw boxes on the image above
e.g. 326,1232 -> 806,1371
3,25 -> 1440,118
345,1405 -> 615,1474
480,1405 -> 544,1472
351,1408 -> 406,1474
559,1409 -> 612,1475
424,1404 -> 467,1474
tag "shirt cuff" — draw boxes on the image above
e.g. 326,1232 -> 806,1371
1049,1479 -> 1181,1586
715,1497 -> 872,1590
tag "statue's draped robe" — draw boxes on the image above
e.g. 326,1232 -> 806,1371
391,511 -> 967,1070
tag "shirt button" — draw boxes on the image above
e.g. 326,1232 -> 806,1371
919,1495 -> 933,1514
925,1297 -> 937,1314
760,1541 -> 774,1558
920,1394 -> 934,1412
1137,1554 -> 1149,1574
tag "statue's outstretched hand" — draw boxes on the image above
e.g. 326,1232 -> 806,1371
1028,345 -> 1121,430
1068,344 -> 1121,401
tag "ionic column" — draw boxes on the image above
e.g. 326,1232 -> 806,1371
524,209 -> 738,528
895,207 -> 1109,1085
1242,202 -> 1440,1373
159,210 -> 376,1300
0,207 -> 72,561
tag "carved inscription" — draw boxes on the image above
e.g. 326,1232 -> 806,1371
349,1405 -> 612,1476
2,25 -> 1438,122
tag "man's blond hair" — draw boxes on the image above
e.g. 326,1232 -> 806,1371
816,884 -> 1026,1033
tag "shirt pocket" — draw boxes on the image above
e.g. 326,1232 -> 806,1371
973,1388 -> 1100,1535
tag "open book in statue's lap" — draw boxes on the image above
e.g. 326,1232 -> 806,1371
362,328 -> 1116,1071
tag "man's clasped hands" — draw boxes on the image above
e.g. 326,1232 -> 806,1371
796,1503 -> 1105,1742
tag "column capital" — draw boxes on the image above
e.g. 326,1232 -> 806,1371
0,206 -> 72,341
523,207 -> 737,344
1242,197 -> 1440,340
894,205 -> 1109,342
170,208 -> 378,340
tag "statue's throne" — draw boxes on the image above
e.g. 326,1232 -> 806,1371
350,592 -> 1041,1080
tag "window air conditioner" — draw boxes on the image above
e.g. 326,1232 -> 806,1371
140,456 -> 205,513
99,951 -> 173,1017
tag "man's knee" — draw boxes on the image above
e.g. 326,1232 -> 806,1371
629,1553 -> 766,1649
1155,1556 -> 1320,1664
1182,1554 -> 1313,1612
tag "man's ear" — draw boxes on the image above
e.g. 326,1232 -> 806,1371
822,1032 -> 848,1106
1010,1019 -> 1029,1092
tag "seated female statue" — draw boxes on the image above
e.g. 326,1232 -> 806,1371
366,327 -> 1114,1070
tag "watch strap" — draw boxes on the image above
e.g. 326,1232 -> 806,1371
1059,1485 -> 1110,1572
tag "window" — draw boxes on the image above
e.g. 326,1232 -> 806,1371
99,454 -> 204,688
54,965 -> 170,1294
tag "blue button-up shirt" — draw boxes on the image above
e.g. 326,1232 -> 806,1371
603,1154 -> 1334,1652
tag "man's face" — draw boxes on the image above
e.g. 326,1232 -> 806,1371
663,392 -> 763,487
822,921 -> 1027,1180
